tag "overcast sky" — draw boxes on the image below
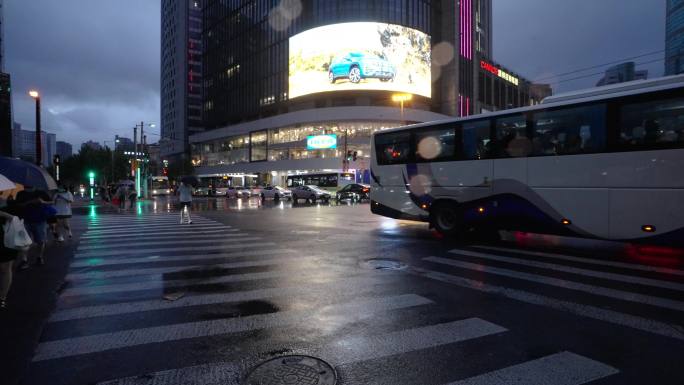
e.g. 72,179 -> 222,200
5,1 -> 666,150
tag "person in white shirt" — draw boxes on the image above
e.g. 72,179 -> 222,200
178,182 -> 193,224
53,185 -> 74,241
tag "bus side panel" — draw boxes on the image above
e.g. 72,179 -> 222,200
371,164 -> 426,221
534,188 -> 611,239
493,158 -> 527,185
604,149 -> 684,188
609,189 -> 684,240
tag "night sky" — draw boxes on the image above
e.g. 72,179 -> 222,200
4,0 -> 666,150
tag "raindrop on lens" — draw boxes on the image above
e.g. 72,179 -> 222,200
417,136 -> 442,160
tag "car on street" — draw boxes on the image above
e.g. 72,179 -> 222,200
261,186 -> 292,201
336,183 -> 370,201
193,186 -> 211,196
291,185 -> 332,203
227,186 -> 252,199
328,52 -> 396,84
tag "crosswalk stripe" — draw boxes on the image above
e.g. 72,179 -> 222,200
409,266 -> 684,341
95,318 -> 507,385
329,318 -> 507,366
69,249 -> 295,268
80,226 -> 232,237
449,249 -> 684,291
83,218 -> 217,226
74,240 -> 269,259
33,294 -> 432,361
97,362 -> 240,385
77,234 -> 253,251
79,229 -> 238,240
425,256 -> 684,312
446,351 -> 618,385
60,265 -> 332,297
50,275 -> 387,322
474,245 -> 684,277
78,232 -> 241,246
83,222 -> 219,232
66,256 -> 306,280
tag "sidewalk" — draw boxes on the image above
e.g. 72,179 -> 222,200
0,223 -> 81,385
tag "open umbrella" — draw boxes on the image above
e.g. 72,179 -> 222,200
0,157 -> 57,191
0,173 -> 16,191
181,175 -> 199,187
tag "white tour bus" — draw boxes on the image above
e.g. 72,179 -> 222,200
149,176 -> 171,195
370,75 -> 684,246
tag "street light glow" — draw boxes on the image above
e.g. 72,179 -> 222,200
392,93 -> 412,102
29,90 -> 40,98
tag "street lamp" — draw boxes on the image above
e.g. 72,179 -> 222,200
29,90 -> 42,166
392,93 -> 412,125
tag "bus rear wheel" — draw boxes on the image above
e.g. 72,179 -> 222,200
431,204 -> 464,238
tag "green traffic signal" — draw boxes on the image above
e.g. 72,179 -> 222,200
88,171 -> 95,178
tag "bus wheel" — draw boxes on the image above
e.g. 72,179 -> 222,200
431,204 -> 464,238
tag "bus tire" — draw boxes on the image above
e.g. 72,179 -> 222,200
431,203 -> 464,238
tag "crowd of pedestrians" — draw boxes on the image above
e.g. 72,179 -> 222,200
0,185 -> 73,309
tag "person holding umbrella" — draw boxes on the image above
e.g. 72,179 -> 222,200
0,174 -> 19,309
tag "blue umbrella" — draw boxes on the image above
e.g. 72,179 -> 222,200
0,157 -> 58,191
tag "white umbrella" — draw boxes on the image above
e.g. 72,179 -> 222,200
0,173 -> 16,191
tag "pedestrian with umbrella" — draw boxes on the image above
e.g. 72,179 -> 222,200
0,174 -> 19,309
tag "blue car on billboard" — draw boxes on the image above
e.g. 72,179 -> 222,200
328,52 -> 396,84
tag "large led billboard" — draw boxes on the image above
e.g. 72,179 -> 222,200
289,22 -> 431,99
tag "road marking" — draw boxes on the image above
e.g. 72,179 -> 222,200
50,275 -> 386,321
408,266 -> 684,341
66,256 -> 306,280
95,318 -> 507,385
77,234 -> 253,251
74,240 -> 268,259
329,318 -> 506,366
474,245 -> 684,277
97,362 -> 240,385
69,248 -> 295,268
83,223 -> 223,233
34,294 -> 432,361
79,229 -> 238,240
449,249 -> 684,291
79,232 -> 241,246
59,265 -> 340,298
84,219 -> 217,228
80,227 -> 234,238
425,256 -> 684,312
446,351 -> 618,385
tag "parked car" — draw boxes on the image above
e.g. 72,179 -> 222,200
336,183 -> 370,201
291,185 -> 331,203
225,186 -> 251,199
249,185 -> 263,197
261,186 -> 292,201
328,52 -> 396,84
193,186 -> 211,196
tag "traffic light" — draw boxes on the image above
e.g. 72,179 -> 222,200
346,150 -> 353,161
352,151 -> 358,161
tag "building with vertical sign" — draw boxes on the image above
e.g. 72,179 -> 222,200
0,72 -> 11,157
186,0 -> 547,187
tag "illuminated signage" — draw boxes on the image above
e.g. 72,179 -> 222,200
480,60 -> 519,86
306,134 -> 337,150
289,22 -> 432,99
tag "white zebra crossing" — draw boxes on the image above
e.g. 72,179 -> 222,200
446,351 -> 619,385
74,241 -> 270,259
425,256 -> 684,312
77,234 -> 255,251
79,228 -> 238,240
34,294 -> 432,361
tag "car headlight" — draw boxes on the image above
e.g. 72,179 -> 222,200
152,190 -> 157,194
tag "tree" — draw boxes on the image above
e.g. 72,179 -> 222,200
60,146 -> 130,187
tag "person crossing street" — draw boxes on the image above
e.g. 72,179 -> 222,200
178,182 -> 193,225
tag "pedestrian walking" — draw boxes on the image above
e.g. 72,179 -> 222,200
15,186 -> 53,269
54,185 -> 74,241
128,188 -> 137,210
178,182 -> 193,224
115,184 -> 127,212
0,209 -> 18,309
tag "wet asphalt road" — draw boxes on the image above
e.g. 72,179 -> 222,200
21,196 -> 684,384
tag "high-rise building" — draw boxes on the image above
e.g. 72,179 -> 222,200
187,0 -> 547,185
0,0 -> 5,72
666,0 -> 684,75
160,0 -> 204,165
11,126 -> 57,166
0,72 -> 10,157
82,140 -> 103,151
596,62 -> 648,86
114,136 -> 135,152
56,141 -> 73,160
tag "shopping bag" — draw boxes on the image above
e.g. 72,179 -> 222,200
112,197 -> 120,206
3,216 -> 33,250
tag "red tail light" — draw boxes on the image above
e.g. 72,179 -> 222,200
363,188 -> 369,192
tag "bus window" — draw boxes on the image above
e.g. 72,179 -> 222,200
375,132 -> 411,165
619,97 -> 684,147
462,120 -> 492,160
415,126 -> 456,162
495,115 -> 531,158
532,104 -> 606,156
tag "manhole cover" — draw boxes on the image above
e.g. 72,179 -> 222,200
245,355 -> 336,385
361,259 -> 407,270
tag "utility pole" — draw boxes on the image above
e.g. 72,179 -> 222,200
133,125 -> 137,180
343,128 -> 348,172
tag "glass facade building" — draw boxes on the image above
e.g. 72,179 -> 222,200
666,0 -> 684,75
